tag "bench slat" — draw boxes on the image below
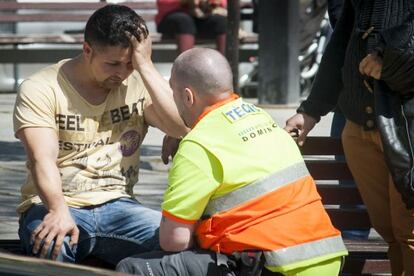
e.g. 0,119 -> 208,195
305,160 -> 353,180
342,259 -> 391,275
0,48 -> 257,63
0,13 -> 155,23
326,209 -> 371,230
300,136 -> 344,155
344,239 -> 388,252
0,1 -> 156,10
0,33 -> 258,45
0,252 -> 116,276
0,34 -> 84,44
0,240 -> 22,255
0,34 -> 164,45
0,48 -> 179,64
317,185 -> 363,205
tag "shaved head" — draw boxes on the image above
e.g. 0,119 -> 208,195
171,48 -> 233,97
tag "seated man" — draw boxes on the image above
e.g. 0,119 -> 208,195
13,5 -> 187,265
116,48 -> 348,275
156,0 -> 227,54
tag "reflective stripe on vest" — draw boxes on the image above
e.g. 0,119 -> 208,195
203,162 -> 309,217
264,236 -> 347,267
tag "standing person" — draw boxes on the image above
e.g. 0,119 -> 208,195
156,0 -> 227,54
13,5 -> 188,265
285,1 -> 414,274
327,0 -> 370,240
116,48 -> 348,276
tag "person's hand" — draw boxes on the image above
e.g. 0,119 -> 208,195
128,26 -> 152,70
284,113 -> 318,146
186,0 -> 222,18
31,207 -> 79,260
359,52 -> 383,80
161,135 -> 181,165
211,6 -> 227,16
182,0 -> 200,6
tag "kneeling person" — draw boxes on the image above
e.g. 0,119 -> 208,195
117,48 -> 348,275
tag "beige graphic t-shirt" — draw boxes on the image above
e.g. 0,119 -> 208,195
13,60 -> 152,213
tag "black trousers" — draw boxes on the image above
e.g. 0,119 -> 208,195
157,11 -> 227,37
116,249 -> 227,276
116,249 -> 283,276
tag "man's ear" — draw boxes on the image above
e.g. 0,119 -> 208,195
184,87 -> 195,108
83,42 -> 93,60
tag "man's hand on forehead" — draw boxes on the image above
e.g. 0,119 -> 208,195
127,26 -> 153,70
125,24 -> 149,43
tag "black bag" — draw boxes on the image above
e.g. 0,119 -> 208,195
374,80 -> 414,209
216,252 -> 268,276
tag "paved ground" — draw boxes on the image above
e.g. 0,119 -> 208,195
0,93 -> 334,240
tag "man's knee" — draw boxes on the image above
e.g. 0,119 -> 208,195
164,12 -> 196,34
49,237 -> 77,262
38,240 -> 75,262
19,226 -> 76,262
40,237 -> 75,262
18,207 -> 45,255
209,15 -> 227,34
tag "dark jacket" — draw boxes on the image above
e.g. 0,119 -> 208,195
327,0 -> 343,28
297,0 -> 414,130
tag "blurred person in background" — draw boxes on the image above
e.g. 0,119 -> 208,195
156,0 -> 227,54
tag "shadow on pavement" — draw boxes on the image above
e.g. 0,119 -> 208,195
0,141 -> 25,161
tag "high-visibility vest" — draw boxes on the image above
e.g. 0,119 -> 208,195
183,97 -> 347,272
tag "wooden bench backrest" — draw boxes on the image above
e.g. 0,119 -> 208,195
0,1 -> 157,23
0,1 -> 253,23
301,137 -> 370,231
0,0 -> 257,66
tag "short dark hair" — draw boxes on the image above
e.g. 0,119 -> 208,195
84,4 -> 148,48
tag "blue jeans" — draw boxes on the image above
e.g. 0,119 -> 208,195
18,197 -> 161,265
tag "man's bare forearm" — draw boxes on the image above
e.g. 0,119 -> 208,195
138,62 -> 189,137
128,35 -> 189,136
30,158 -> 67,211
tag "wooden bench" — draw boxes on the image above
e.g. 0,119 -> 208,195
0,0 -> 257,92
0,136 -> 390,275
0,0 -> 258,64
0,251 -> 117,275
